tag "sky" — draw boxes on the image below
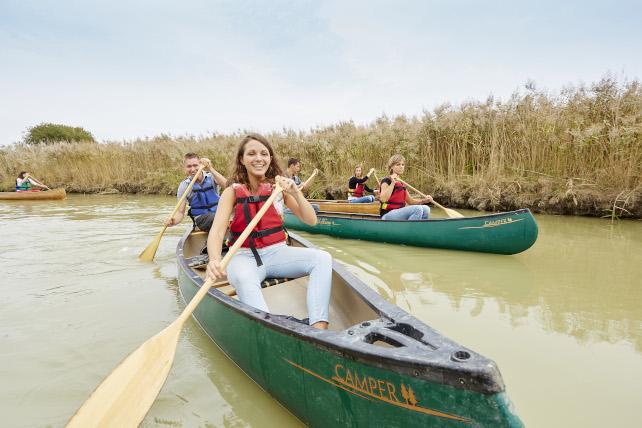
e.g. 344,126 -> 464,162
1,0 -> 641,145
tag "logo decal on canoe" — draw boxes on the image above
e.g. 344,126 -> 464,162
284,359 -> 471,423
458,217 -> 525,229
318,218 -> 340,226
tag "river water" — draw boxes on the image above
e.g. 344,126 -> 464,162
1,194 -> 640,428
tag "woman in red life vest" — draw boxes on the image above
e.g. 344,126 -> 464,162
379,154 -> 433,220
205,134 -> 332,330
347,165 -> 378,203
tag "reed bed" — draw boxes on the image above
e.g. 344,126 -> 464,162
1,77 -> 640,217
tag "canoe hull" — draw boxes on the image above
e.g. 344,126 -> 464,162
177,231 -> 523,427
284,209 -> 538,254
0,188 -> 66,200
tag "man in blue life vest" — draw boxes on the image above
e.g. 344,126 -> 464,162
163,153 -> 227,232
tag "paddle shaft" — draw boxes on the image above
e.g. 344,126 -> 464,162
138,166 -> 206,261
398,179 -> 464,218
25,174 -> 49,189
170,165 -> 206,221
373,171 -> 382,186
300,169 -> 318,189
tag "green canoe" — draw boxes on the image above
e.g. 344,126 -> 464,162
284,209 -> 538,255
178,230 -> 523,427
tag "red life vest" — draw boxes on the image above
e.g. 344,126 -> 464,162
348,179 -> 366,198
380,178 -> 407,215
228,183 -> 286,266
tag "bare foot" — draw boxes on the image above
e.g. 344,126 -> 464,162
312,321 -> 328,330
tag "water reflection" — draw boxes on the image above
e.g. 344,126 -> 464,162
298,213 -> 642,352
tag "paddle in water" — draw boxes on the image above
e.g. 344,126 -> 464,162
138,165 -> 205,261
67,182 -> 284,427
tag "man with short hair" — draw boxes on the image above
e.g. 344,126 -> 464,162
164,153 -> 227,231
286,158 -> 311,190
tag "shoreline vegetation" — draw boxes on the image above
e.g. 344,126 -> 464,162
1,77 -> 640,218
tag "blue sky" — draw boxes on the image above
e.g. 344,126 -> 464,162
1,0 -> 640,144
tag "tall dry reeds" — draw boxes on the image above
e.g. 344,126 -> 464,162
1,76 -> 640,217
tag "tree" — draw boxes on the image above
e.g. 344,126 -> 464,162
24,123 -> 96,145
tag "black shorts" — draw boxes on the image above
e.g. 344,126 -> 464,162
194,212 -> 216,231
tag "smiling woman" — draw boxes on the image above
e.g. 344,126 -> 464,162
205,133 -> 333,330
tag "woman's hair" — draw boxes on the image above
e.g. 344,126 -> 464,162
387,154 -> 405,173
18,171 -> 27,179
229,133 -> 283,186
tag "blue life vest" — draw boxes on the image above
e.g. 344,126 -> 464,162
187,175 -> 220,217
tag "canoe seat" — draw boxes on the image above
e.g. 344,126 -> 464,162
186,254 -> 294,292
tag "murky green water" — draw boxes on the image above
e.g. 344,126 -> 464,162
1,195 -> 640,427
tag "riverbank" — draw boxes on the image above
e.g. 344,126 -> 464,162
1,77 -> 640,218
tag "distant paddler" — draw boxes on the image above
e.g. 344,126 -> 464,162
347,165 -> 378,203
285,158 -> 315,191
378,154 -> 433,220
15,172 -> 50,192
164,153 -> 227,232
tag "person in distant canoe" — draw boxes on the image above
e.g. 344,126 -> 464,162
347,165 -> 378,203
15,172 -> 49,192
285,158 -> 313,191
206,134 -> 332,330
164,153 -> 227,232
379,154 -> 433,220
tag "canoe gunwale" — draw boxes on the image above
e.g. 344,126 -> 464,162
177,228 -> 506,394
316,208 -> 533,222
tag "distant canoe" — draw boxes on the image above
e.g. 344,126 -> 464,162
284,209 -> 538,255
178,229 -> 524,427
309,199 -> 380,215
0,188 -> 66,201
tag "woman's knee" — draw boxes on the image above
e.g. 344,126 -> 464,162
422,205 -> 430,218
313,249 -> 332,267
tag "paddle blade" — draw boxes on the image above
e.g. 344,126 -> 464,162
444,207 -> 465,218
66,322 -> 182,428
138,228 -> 165,261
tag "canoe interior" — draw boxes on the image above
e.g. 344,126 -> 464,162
309,199 -> 380,215
182,231 -> 378,331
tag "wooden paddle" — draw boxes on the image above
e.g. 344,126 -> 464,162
25,174 -> 50,190
398,179 -> 464,218
139,166 -> 205,261
299,168 -> 318,189
67,182 -> 284,428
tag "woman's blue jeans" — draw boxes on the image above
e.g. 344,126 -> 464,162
226,242 -> 333,325
381,205 -> 430,220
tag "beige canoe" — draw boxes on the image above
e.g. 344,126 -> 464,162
308,199 -> 379,215
0,188 -> 66,201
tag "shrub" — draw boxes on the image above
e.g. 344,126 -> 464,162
24,123 -> 96,145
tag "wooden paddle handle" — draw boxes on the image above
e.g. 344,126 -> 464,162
373,172 -> 381,186
169,166 -> 205,219
399,179 -> 450,211
300,169 -> 318,188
